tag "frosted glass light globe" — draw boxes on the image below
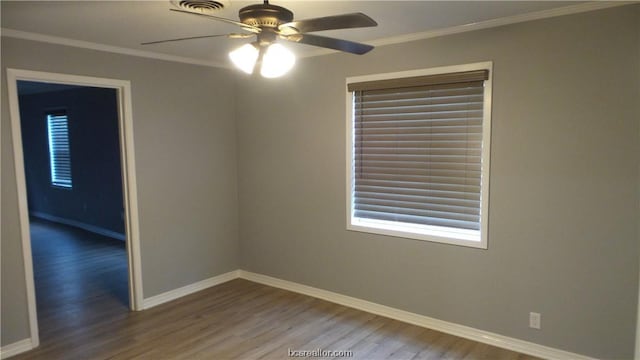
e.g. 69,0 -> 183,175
260,43 -> 295,78
229,43 -> 259,74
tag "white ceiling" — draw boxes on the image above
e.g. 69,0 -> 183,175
1,1 -> 603,67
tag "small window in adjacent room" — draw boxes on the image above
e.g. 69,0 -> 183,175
46,110 -> 73,189
346,62 -> 492,248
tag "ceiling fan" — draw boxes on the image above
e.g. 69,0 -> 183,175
142,0 -> 378,77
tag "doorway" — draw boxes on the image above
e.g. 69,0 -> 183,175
6,69 -> 143,348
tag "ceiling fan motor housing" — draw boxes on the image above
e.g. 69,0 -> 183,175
239,3 -> 294,28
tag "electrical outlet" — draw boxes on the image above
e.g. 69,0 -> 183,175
529,312 -> 541,329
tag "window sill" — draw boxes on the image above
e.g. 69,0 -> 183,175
348,217 -> 487,249
51,184 -> 72,190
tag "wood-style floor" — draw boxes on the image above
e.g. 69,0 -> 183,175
15,220 -> 539,360
27,218 -> 129,339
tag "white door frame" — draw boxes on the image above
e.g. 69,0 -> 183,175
6,68 -> 144,348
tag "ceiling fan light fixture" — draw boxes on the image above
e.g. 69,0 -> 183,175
229,42 -> 295,78
260,43 -> 295,78
148,1 -> 378,77
229,43 -> 260,74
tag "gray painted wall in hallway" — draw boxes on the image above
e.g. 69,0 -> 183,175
1,38 -> 240,345
236,6 -> 640,359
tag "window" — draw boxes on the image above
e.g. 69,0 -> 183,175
46,110 -> 73,188
346,62 -> 492,248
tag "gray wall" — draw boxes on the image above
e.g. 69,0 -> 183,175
236,5 -> 640,359
19,86 -> 125,235
2,4 -> 639,359
1,38 -> 240,345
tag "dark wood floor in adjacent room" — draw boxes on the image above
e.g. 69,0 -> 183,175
16,219 -> 539,360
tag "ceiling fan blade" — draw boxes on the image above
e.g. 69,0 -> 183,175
141,33 -> 252,45
169,9 -> 261,33
284,33 -> 374,55
279,13 -> 377,35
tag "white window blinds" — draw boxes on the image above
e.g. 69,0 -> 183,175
47,111 -> 73,188
349,70 -> 488,232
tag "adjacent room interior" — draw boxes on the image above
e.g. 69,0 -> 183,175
15,81 -> 131,347
1,1 -> 639,360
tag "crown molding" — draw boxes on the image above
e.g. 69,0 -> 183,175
0,28 -> 227,68
1,1 -> 635,65
370,1 -> 634,48
299,1 -> 635,59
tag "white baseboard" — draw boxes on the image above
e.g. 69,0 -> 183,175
142,270 -> 240,309
0,339 -> 34,359
0,271 -> 599,360
30,212 -> 126,241
238,270 -> 596,360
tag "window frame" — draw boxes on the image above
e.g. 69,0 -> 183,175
345,62 -> 492,249
46,109 -> 73,189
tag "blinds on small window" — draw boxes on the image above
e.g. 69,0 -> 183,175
350,70 -> 488,231
47,112 -> 72,188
